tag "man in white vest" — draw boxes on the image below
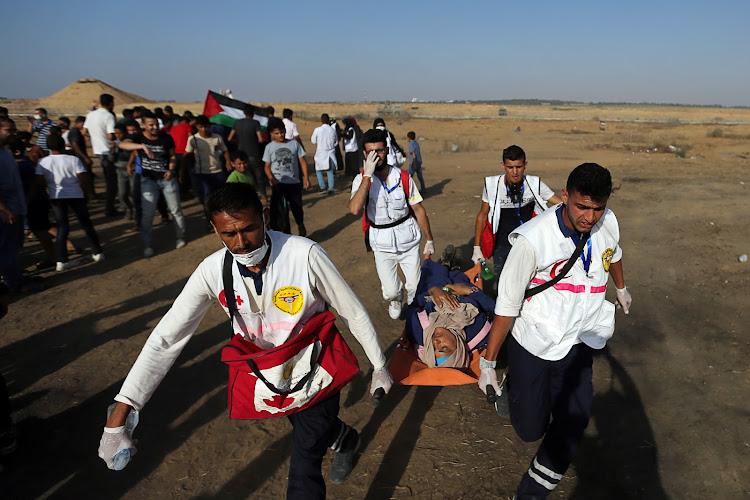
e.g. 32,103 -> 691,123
349,128 -> 435,320
98,182 -> 393,499
472,145 -> 562,279
478,163 -> 632,499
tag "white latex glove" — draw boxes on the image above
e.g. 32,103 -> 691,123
363,150 -> 379,177
471,246 -> 483,264
98,425 -> 137,470
478,367 -> 500,396
370,367 -> 393,395
423,240 -> 435,256
616,286 -> 632,314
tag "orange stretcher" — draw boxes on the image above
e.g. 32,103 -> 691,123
387,263 -> 488,386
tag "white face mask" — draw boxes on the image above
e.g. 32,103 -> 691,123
33,114 -> 42,120
376,125 -> 385,131
223,216 -> 269,266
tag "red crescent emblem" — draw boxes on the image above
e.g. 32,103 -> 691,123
549,259 -> 570,279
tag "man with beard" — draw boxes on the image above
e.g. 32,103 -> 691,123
472,145 -> 562,279
349,128 -> 435,320
478,163 -> 632,499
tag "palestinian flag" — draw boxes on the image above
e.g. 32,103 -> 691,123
203,90 -> 268,129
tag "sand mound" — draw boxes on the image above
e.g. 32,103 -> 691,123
40,79 -> 152,109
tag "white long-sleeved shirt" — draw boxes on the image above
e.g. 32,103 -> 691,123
116,240 -> 386,411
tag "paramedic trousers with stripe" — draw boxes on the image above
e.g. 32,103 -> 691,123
506,335 -> 593,498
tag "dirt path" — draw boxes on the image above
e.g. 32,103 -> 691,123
1,117 -> 748,498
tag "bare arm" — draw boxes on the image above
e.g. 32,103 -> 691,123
483,316 -> 515,362
163,149 -> 177,180
348,176 -> 370,215
126,151 -> 136,176
474,201 -> 490,246
609,259 -> 625,289
71,140 -> 92,166
77,172 -> 91,200
299,156 -> 310,190
548,194 -> 563,205
256,131 -> 263,144
227,129 -> 236,143
264,162 -> 277,186
411,202 -> 433,241
105,401 -> 133,428
224,151 -> 231,171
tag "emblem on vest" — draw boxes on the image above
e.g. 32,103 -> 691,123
273,286 -> 304,315
602,248 -> 614,273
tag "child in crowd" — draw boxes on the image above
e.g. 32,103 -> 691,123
263,117 -> 310,236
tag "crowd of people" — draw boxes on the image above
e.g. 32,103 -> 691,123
1,94 -> 633,500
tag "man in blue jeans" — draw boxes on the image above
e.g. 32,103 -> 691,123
407,131 -> 426,192
119,112 -> 187,258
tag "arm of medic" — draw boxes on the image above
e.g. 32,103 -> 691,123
472,201 -> 491,264
307,244 -> 393,396
478,237 -> 537,396
98,264 -> 216,469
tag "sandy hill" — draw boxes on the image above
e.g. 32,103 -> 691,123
40,79 -> 152,109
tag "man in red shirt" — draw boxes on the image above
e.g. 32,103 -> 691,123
170,115 -> 194,196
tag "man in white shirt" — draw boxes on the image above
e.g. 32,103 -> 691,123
98,182 -> 393,499
478,163 -> 632,499
282,108 -> 303,148
472,145 -> 562,282
349,128 -> 435,320
310,114 -> 338,195
83,93 -> 118,216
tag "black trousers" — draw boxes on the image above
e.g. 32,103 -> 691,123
98,154 -> 118,214
507,335 -> 593,498
270,182 -> 304,232
286,393 -> 343,500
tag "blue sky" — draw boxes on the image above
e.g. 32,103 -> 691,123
3,0 -> 749,106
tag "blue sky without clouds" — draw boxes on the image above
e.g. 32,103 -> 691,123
2,0 -> 749,106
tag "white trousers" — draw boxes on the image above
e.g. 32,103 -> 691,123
373,245 -> 422,304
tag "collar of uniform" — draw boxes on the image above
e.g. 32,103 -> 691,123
237,262 -> 264,295
556,204 -> 579,239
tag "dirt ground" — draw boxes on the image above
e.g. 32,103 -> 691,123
1,109 -> 749,499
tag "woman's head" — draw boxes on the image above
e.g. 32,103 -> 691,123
432,327 -> 459,361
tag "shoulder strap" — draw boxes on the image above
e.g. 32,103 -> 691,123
223,251 -> 237,336
524,231 -> 590,299
525,176 -> 545,212
400,168 -> 410,199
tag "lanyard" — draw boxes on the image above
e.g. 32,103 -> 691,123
506,183 -> 525,224
570,233 -> 593,274
377,169 -> 401,194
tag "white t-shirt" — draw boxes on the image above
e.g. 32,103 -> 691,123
36,154 -> 87,199
83,108 -> 116,155
283,118 -> 299,140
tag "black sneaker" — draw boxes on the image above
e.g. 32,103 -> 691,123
496,374 -> 509,417
329,429 -> 361,484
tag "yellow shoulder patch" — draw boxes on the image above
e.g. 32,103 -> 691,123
273,286 -> 304,315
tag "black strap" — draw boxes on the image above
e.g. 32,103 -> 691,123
368,213 -> 412,229
244,341 -> 321,395
222,249 -> 321,395
524,231 -> 590,298
525,176 -> 545,213
222,251 -> 237,336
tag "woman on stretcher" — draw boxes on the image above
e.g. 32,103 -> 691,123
404,245 -> 495,369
